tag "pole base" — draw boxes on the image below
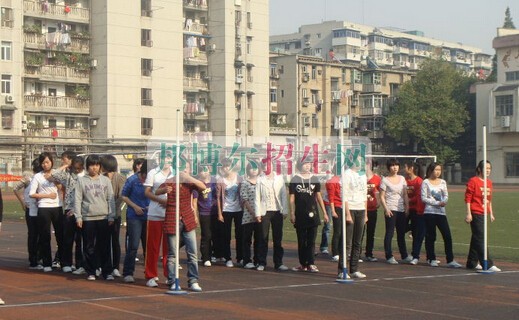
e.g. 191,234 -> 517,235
336,278 -> 354,284
166,289 -> 188,295
476,269 -> 495,275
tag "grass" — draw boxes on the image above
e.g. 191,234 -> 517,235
3,191 -> 518,262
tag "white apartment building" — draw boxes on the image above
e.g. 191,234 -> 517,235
270,20 -> 492,77
475,28 -> 519,184
0,0 -> 269,172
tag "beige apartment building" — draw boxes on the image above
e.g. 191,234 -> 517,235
269,53 -> 413,153
475,28 -> 519,184
0,0 -> 269,172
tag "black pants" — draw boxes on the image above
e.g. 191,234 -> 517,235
384,211 -> 408,260
222,211 -> 243,262
199,214 -> 218,262
61,210 -> 83,268
466,214 -> 494,268
410,212 -> 426,259
362,209 -> 378,258
424,214 -> 454,263
110,216 -> 122,270
25,209 -> 40,267
37,207 -> 64,267
338,210 -> 365,273
257,211 -> 285,268
82,219 -> 112,277
331,210 -> 342,257
295,225 -> 318,267
242,222 -> 260,265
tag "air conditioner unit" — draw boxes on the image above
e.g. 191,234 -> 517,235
302,74 -> 309,82
318,99 -> 323,104
501,115 -> 511,128
208,43 -> 216,52
303,100 -> 309,107
89,119 -> 97,126
235,75 -> 243,84
5,95 -> 14,103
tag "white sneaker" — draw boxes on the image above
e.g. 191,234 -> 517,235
112,269 -> 121,277
256,265 -> 265,271
475,264 -> 483,270
429,260 -> 439,267
350,271 -> 367,279
0,298 -> 4,305
410,258 -> 419,265
276,265 -> 289,271
211,256 -> 217,263
203,260 -> 212,267
402,256 -> 413,263
124,275 -> 135,283
43,266 -> 52,272
29,264 -> 44,270
386,257 -> 398,265
62,266 -> 73,273
188,282 -> 202,292
105,275 -> 115,281
225,260 -> 234,268
337,272 -> 351,280
146,278 -> 159,287
331,255 -> 339,262
87,275 -> 96,281
488,265 -> 501,272
358,258 -> 363,263
72,267 -> 86,275
244,262 -> 256,269
447,261 -> 462,268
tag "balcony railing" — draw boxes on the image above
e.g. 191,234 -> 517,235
26,128 -> 89,139
24,95 -> 90,115
183,21 -> 206,34
360,107 -> 383,116
183,77 -> 209,91
183,0 -> 208,11
24,33 -> 90,53
183,48 -> 208,65
362,84 -> 382,93
24,65 -> 90,84
23,0 -> 90,23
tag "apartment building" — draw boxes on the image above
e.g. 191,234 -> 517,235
475,28 -> 519,184
270,20 -> 492,78
0,0 -> 269,173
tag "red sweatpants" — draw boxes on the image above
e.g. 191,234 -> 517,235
144,220 -> 168,280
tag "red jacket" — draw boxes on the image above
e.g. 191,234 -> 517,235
367,174 -> 381,211
406,176 -> 425,214
326,175 -> 342,208
465,176 -> 493,215
161,181 -> 198,235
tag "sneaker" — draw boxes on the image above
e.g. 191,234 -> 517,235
308,265 -> 319,273
292,265 -> 307,272
203,260 -> 212,267
337,272 -> 351,280
146,278 -> 159,287
410,258 -> 419,265
402,256 -> 413,263
225,260 -> 234,268
331,255 -> 339,262
169,284 -> 182,291
488,265 -> 501,272
256,265 -> 265,271
135,257 -> 140,262
124,275 -> 135,283
386,257 -> 398,265
112,269 -> 121,277
0,298 -> 4,305
276,265 -> 289,271
236,260 -> 244,267
350,271 -> 367,279
96,268 -> 102,277
87,275 -> 96,281
29,264 -> 44,270
211,256 -> 217,263
188,283 -> 202,292
365,256 -> 378,262
475,264 -> 483,270
429,260 -> 439,267
321,249 -> 329,255
244,262 -> 256,269
72,267 -> 86,275
358,258 -> 363,263
447,261 -> 462,268
62,266 -> 73,273
105,275 -> 115,281
43,266 -> 53,272
52,261 -> 61,268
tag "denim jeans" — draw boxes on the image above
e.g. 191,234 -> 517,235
167,220 -> 199,285
384,211 -> 408,260
123,218 -> 147,276
319,205 -> 333,252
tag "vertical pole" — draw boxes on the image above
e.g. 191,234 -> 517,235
174,109 -> 182,289
482,125 -> 488,270
341,119 -> 347,276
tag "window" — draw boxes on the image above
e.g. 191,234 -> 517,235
505,71 -> 519,82
281,90 -> 284,98
1,74 -> 11,94
302,88 -> 307,98
141,0 -> 152,17
1,7 -> 14,28
141,88 -> 153,106
235,10 -> 242,25
247,95 -> 253,109
1,110 -> 13,129
506,153 -> 519,177
270,63 -> 277,77
284,43 -> 290,50
247,67 -> 253,82
48,119 -> 57,128
141,29 -> 152,47
1,41 -> 11,61
65,117 -> 76,129
495,95 -> 513,116
141,58 -> 153,76
246,36 -> 252,54
246,12 -> 252,28
311,66 -> 316,79
342,68 -> 347,83
141,118 -> 153,135
311,113 -> 318,128
311,90 -> 319,104
295,41 -> 301,49
270,88 -> 277,103
316,33 -> 321,38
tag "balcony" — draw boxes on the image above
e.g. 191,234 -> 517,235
352,83 -> 363,92
368,130 -> 384,139
24,65 -> 90,84
362,84 -> 382,93
332,90 -> 341,102
183,48 -> 208,65
183,77 -> 209,91
360,107 -> 383,116
183,0 -> 208,11
23,0 -> 90,24
26,127 -> 89,139
24,95 -> 90,115
24,33 -> 90,53
183,21 -> 206,34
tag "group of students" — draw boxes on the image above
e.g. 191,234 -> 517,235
12,151 -> 500,294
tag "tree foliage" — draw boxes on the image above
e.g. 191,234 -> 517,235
503,7 -> 516,29
385,59 -> 473,163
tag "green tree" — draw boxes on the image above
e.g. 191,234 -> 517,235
503,7 -> 516,29
385,59 -> 472,163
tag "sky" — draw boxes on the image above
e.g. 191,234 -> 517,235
269,0 -> 519,54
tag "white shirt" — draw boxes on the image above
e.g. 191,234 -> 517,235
144,167 -> 172,221
343,169 -> 368,210
29,171 -> 62,208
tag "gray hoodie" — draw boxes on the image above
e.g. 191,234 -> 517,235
74,174 -> 116,223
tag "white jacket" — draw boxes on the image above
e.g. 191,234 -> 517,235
254,172 -> 288,217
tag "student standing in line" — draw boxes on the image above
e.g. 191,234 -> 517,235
380,159 -> 411,265
216,158 -> 244,268
14,159 -> 41,270
74,155 -> 116,280
121,161 -> 150,283
255,160 -> 289,271
362,161 -> 381,262
240,162 -> 260,270
289,159 -> 328,272
464,160 -> 500,272
318,170 -> 333,258
195,164 -> 218,267
421,162 -> 461,268
124,158 -> 147,260
404,161 -> 426,265
325,166 -> 346,269
29,152 -> 64,273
